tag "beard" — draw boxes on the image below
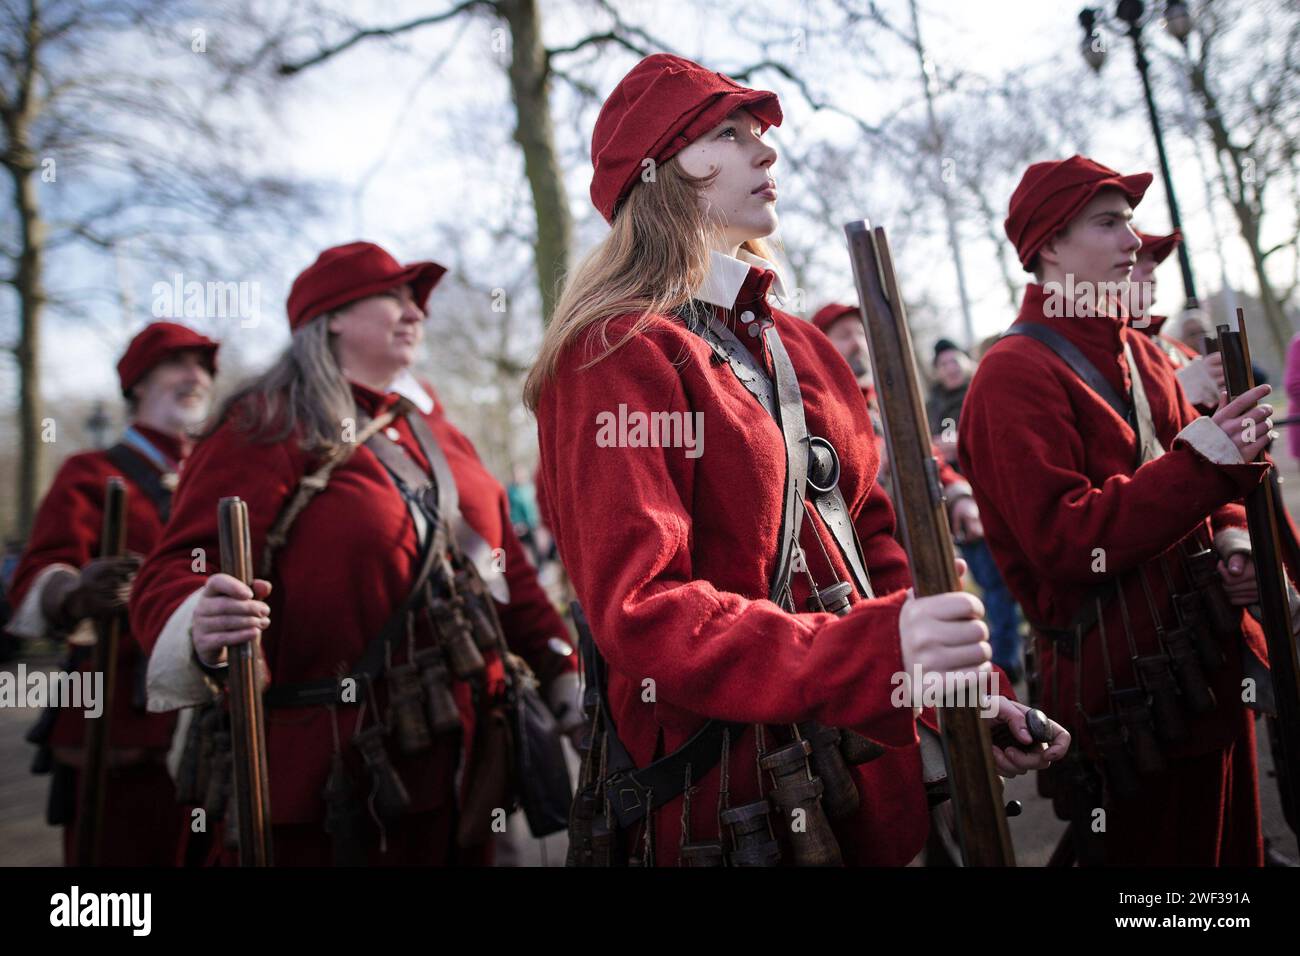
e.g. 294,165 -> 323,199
168,395 -> 212,431
847,353 -> 869,378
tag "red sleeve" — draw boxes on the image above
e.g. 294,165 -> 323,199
959,344 -> 1265,586
537,326 -> 916,747
8,455 -> 105,608
935,450 -> 964,488
129,416 -> 300,660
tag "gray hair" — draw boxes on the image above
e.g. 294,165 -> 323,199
208,314 -> 356,456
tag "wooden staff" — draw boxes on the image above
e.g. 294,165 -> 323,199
844,219 -> 1016,866
1216,311 -> 1300,835
75,476 -> 128,866
217,496 -> 274,865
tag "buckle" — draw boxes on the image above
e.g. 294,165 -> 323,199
807,436 -> 841,496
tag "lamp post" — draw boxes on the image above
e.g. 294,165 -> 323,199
84,401 -> 110,450
1079,1 -> 1200,309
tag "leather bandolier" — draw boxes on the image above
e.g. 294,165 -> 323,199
567,305 -> 890,868
1006,323 -> 1243,866
176,402 -> 554,864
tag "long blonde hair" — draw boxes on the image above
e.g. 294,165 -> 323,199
523,159 -> 774,411
208,314 -> 357,455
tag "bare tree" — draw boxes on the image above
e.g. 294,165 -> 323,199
0,0 -> 317,536
274,0 -> 669,328
1178,0 -> 1300,358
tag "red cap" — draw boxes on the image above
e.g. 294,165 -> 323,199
1004,155 -> 1152,271
286,241 -> 447,331
590,54 -> 783,223
1136,229 -> 1181,264
810,303 -> 858,334
117,322 -> 219,396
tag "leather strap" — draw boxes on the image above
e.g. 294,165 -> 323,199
262,518 -> 446,709
405,413 -> 509,604
1123,340 -> 1166,465
763,323 -> 811,606
1004,323 -> 1135,429
264,404 -> 456,709
358,408 -> 508,604
572,600 -> 743,829
687,305 -> 873,600
105,443 -> 172,522
1014,334 -> 1161,661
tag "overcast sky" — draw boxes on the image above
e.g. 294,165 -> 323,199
6,0 -> 1284,408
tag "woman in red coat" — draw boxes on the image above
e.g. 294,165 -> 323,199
523,54 -> 1068,867
130,242 -> 580,865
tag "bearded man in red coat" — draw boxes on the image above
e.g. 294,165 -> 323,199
7,321 -> 219,865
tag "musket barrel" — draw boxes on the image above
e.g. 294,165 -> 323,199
844,219 -> 1016,866
1217,315 -> 1300,834
75,476 -> 128,866
217,496 -> 274,866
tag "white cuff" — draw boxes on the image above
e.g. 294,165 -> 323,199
1213,526 -> 1252,560
1175,359 -> 1220,409
545,670 -> 584,734
6,563 -> 96,646
1177,416 -> 1245,467
145,586 -> 219,712
944,480 -> 973,503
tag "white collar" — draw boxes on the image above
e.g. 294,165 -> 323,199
388,368 -> 434,414
694,249 -> 788,311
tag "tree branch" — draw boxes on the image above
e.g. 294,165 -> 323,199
277,0 -> 494,75
545,31 -> 651,62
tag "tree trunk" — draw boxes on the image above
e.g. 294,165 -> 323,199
499,0 -> 571,326
6,119 -> 46,540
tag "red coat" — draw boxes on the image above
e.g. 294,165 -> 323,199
959,285 -> 1268,763
7,425 -> 182,752
129,382 -> 575,827
535,294 -> 949,866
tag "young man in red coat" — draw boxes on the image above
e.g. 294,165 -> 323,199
959,155 -> 1275,865
7,321 -> 219,865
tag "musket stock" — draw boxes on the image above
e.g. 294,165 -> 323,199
844,220 -> 1016,866
75,476 -> 127,866
217,496 -> 274,866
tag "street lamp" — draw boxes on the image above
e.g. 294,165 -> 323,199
1078,1 -> 1200,309
84,402 -> 110,450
